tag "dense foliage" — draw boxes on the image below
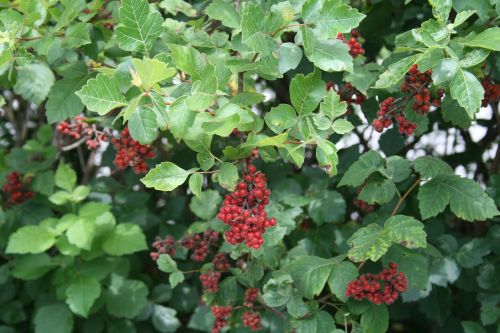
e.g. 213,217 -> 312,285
0,0 -> 499,332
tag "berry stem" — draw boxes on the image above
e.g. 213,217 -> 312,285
390,177 -> 421,216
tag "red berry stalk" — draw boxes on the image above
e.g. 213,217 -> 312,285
2,172 -> 35,205
181,229 -> 219,262
372,64 -> 444,136
112,127 -> 156,174
244,288 -> 259,307
212,252 -> 231,271
481,78 -> 500,107
217,165 -> 277,250
200,271 -> 222,293
345,262 -> 408,305
337,29 -> 365,58
150,235 -> 176,261
211,305 -> 232,333
242,311 -> 262,331
57,116 -> 109,149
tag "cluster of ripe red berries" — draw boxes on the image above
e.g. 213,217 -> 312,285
212,252 -> 231,271
217,165 -> 277,249
345,262 -> 408,305
372,64 -> 444,136
242,311 -> 262,331
200,271 -> 222,293
149,235 -> 176,261
57,116 -> 109,149
211,305 -> 232,333
337,30 -> 365,58
481,78 -> 500,107
182,229 -> 219,262
2,172 -> 35,205
402,65 -> 443,115
112,128 -> 156,174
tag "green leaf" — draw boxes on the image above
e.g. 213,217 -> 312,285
131,58 -> 176,91
418,174 -> 499,221
152,305 -> 181,333
102,224 -> 148,256
449,68 -> 484,118
10,253 -> 55,280
46,77 -> 87,124
141,162 -> 193,191
308,190 -> 345,224
461,321 -> 487,333
361,304 -> 389,333
320,90 -> 348,120
374,56 -> 415,89
14,63 -> 55,105
384,215 -> 427,249
76,74 -> 127,115
6,225 -> 55,254
289,70 -> 326,116
288,255 -> 344,299
455,239 -> 491,269
67,219 -> 95,250
186,66 -> 218,111
347,224 -> 391,262
168,44 -> 207,80
413,156 -> 453,178
263,274 -> 294,307
278,43 -> 303,74
157,254 -> 178,273
55,162 -> 77,192
241,2 -> 276,56
331,119 -> 354,134
431,58 -> 458,85
358,178 -> 397,204
105,275 -> 149,319
460,49 -> 490,68
169,271 -> 185,289
128,105 -> 158,144
189,190 -> 222,220
429,0 -> 452,23
384,156 -> 411,182
301,26 -> 353,73
116,0 -> 164,55
65,275 -> 101,317
302,0 -> 365,38
188,174 -> 203,198
204,0 -> 240,29
348,216 -> 426,262
62,23 -> 91,48
265,104 -> 298,134
339,150 -> 384,187
328,261 -> 358,302
460,27 -> 500,51
218,163 -> 239,191
34,304 -> 73,333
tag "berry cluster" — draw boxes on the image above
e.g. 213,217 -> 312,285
211,305 -> 232,333
401,65 -> 443,115
212,252 -> 231,272
244,288 -> 259,307
57,116 -> 109,149
337,30 -> 365,58
200,271 -> 222,293
149,235 -> 176,261
372,64 -> 443,136
242,311 -> 262,331
217,165 -> 277,249
481,78 -> 500,107
2,172 -> 35,205
112,128 -> 156,174
181,229 -> 219,262
345,262 -> 408,305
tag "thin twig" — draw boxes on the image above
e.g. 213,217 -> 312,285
390,177 -> 421,216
